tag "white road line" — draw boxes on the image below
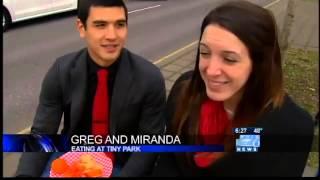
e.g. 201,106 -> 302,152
128,5 -> 161,14
154,41 -> 198,65
264,0 -> 281,9
17,127 -> 31,134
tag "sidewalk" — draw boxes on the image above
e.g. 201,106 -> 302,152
157,0 -> 319,95
154,0 -> 318,177
289,0 -> 319,51
155,45 -> 197,96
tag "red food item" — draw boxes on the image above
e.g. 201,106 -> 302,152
85,168 -> 103,177
51,158 -> 69,174
61,169 -> 76,177
69,162 -> 86,177
50,152 -> 113,177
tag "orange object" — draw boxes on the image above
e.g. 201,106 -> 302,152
61,168 -> 76,177
68,162 -> 85,176
85,168 -> 103,177
51,154 -> 107,177
51,158 -> 69,174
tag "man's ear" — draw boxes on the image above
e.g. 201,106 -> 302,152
76,18 -> 86,38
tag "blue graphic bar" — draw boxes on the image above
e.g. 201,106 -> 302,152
3,134 -> 70,152
140,145 -> 224,152
70,145 -> 224,152
3,134 -> 224,152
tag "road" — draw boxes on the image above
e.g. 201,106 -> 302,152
3,0 -> 224,134
3,0 -> 276,177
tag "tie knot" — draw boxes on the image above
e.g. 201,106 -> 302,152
97,69 -> 108,81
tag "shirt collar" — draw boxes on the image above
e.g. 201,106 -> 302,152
87,51 -> 122,77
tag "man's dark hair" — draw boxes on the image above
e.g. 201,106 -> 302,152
77,0 -> 128,27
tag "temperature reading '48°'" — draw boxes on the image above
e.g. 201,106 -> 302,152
254,128 -> 263,134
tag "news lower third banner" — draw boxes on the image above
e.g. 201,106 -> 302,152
3,130 -> 314,152
2,134 -> 224,153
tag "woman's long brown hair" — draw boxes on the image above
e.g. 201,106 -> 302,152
170,1 -> 285,167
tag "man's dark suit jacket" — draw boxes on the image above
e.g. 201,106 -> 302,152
15,48 -> 166,177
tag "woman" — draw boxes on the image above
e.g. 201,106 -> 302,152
152,1 -> 314,177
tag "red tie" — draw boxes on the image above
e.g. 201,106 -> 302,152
92,69 -> 114,163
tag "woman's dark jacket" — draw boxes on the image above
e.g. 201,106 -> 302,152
152,71 -> 315,177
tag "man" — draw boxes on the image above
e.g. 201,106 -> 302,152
15,0 -> 166,177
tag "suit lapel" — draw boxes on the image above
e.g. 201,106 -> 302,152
70,50 -> 88,134
110,48 -> 133,135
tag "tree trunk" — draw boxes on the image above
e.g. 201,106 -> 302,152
280,0 -> 295,64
